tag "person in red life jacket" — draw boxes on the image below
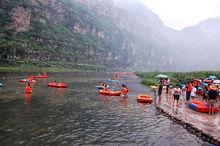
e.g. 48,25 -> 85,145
121,84 -> 128,96
173,85 -> 181,106
184,82 -> 192,103
99,82 -> 104,87
59,81 -> 65,86
25,83 -> 32,93
43,72 -> 47,76
104,84 -> 109,91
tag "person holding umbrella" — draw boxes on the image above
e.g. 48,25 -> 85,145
158,78 -> 163,98
155,74 -> 168,98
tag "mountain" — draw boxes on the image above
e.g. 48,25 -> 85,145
0,0 -> 219,71
175,17 -> 220,71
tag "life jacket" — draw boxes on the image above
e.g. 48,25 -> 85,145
122,87 -> 128,95
185,84 -> 191,92
25,86 -> 32,93
59,82 -> 64,86
104,86 -> 108,91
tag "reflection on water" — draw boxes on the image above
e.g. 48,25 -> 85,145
0,73 -> 209,145
24,93 -> 32,113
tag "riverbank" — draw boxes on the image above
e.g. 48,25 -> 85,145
136,71 -> 220,86
154,92 -> 220,145
137,72 -> 220,145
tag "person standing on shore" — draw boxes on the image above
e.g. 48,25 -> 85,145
173,85 -> 181,106
158,78 -> 163,98
166,78 -> 171,94
184,82 -> 192,103
208,84 -> 218,115
190,84 -> 197,100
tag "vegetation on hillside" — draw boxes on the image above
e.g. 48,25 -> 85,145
0,0 -> 134,71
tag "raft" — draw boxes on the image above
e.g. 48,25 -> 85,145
108,79 -> 120,83
48,82 -> 67,88
137,94 -> 153,104
20,79 -> 36,83
96,85 -> 111,89
150,86 -> 157,90
189,100 -> 218,113
203,79 -> 212,83
99,90 -> 121,96
36,75 -> 47,78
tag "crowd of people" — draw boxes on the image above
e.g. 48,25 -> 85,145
157,77 -> 220,114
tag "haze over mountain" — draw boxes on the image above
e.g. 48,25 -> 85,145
0,0 -> 219,71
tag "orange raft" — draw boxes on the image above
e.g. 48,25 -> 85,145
137,94 -> 153,104
99,90 -> 121,96
36,75 -> 47,78
48,82 -> 67,88
189,100 -> 219,113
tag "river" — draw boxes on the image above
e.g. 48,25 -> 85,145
0,72 -> 209,145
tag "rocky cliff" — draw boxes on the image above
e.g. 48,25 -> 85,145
0,0 -> 219,71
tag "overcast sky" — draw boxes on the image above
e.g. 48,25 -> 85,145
140,0 -> 220,30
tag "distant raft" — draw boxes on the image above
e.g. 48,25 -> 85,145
36,75 -> 47,78
189,100 -> 218,113
99,90 -> 121,96
96,85 -> 111,90
137,94 -> 153,104
150,86 -> 157,90
20,79 -> 36,83
108,79 -> 120,83
48,82 -> 67,88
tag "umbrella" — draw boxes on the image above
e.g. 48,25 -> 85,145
208,76 -> 217,80
155,74 -> 168,79
213,80 -> 220,84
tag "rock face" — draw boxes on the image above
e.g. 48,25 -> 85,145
0,0 -> 4,9
0,0 -> 219,71
11,6 -> 31,32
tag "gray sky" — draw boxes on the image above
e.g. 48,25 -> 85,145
140,0 -> 220,30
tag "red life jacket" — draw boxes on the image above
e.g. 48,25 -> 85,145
25,86 -> 32,93
122,87 -> 128,95
104,86 -> 108,91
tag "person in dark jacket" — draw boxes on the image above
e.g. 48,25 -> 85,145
158,78 -> 163,98
208,84 -> 219,115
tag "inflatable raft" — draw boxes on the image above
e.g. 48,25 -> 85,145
189,100 -> 218,113
36,75 -> 47,78
137,94 -> 153,104
99,90 -> 121,96
48,82 -> 67,88
20,79 -> 36,83
108,79 -> 120,83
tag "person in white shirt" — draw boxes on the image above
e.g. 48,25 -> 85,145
190,85 -> 197,100
173,85 -> 181,106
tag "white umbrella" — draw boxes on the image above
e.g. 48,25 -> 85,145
213,80 -> 220,84
209,76 -> 217,80
155,74 -> 168,79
